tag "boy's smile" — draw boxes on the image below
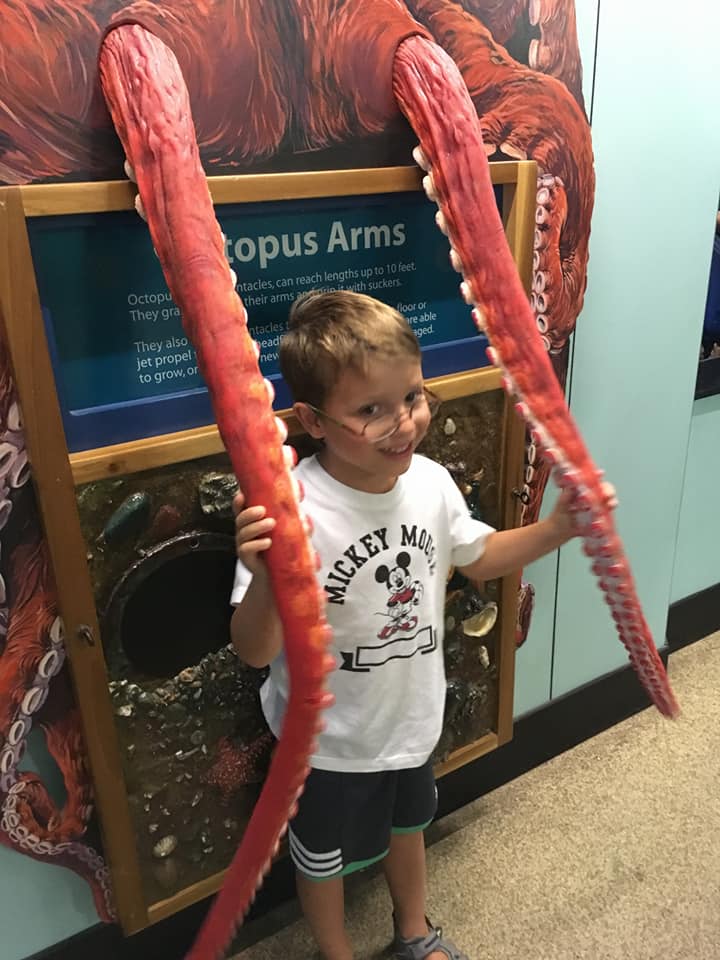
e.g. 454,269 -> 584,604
295,357 -> 433,494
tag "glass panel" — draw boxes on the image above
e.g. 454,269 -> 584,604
75,386 -> 506,906
417,390 -> 504,762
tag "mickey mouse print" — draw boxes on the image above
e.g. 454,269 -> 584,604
375,551 -> 424,639
338,549 -> 436,671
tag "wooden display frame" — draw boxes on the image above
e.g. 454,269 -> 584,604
0,160 -> 535,933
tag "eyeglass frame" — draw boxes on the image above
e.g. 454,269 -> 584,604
304,387 -> 442,444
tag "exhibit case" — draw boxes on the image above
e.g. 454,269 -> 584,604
0,160 -> 535,931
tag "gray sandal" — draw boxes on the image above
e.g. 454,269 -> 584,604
392,916 -> 469,960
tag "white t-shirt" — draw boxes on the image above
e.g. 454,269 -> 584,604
231,454 -> 494,773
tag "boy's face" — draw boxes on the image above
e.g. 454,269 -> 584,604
296,355 -> 431,493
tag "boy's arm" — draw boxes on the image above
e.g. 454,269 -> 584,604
230,566 -> 283,668
458,484 -> 618,585
230,492 -> 283,668
458,517 -> 571,584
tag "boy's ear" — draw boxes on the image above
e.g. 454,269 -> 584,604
293,401 -> 325,439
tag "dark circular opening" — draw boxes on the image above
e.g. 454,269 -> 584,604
120,547 -> 235,678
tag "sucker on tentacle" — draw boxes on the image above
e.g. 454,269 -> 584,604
99,24 -> 334,959
392,35 -> 679,720
404,0 -> 595,478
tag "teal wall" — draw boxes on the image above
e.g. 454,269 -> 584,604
550,0 -> 720,696
671,394 -> 720,602
515,0 -> 720,710
513,0 -> 599,716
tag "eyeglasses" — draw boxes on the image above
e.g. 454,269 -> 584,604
306,388 -> 442,444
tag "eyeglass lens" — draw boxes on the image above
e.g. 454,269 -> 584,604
363,392 -> 439,441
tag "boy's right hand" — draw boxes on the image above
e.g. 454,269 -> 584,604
233,492 -> 276,576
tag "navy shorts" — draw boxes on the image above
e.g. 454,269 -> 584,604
288,759 -> 437,881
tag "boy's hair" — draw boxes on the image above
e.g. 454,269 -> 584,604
279,290 -> 420,407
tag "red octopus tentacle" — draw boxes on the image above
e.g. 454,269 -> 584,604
406,0 -> 594,353
408,0 -> 592,649
40,706 -> 95,840
0,538 -> 54,734
392,36 -> 679,719
107,1 -> 290,166
1,771 -> 115,922
457,0 -> 586,109
98,25 -> 334,957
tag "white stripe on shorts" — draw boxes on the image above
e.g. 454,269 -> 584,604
289,826 -> 343,877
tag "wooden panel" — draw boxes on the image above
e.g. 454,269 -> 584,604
434,731 -> 499,778
148,871 -> 229,925
431,367 -> 501,401
503,160 -> 538,295
70,424 -> 227,486
0,187 -> 149,932
69,367 -> 503,484
19,161 -> 527,217
495,165 -> 535,744
496,398 -> 525,745
3,157 -> 535,933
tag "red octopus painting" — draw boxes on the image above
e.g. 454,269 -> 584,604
0,2 -> 678,956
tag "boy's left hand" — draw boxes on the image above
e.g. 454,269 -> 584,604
547,481 -> 619,543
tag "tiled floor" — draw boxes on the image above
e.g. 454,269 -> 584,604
232,633 -> 720,959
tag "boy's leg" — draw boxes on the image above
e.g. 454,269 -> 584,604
289,766 -> 393,959
383,761 -> 456,960
384,834 -> 464,960
382,827 -> 432,939
296,870 -> 353,960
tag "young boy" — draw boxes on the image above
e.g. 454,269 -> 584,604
230,290 -> 610,960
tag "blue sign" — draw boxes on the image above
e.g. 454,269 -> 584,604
29,191 -> 492,451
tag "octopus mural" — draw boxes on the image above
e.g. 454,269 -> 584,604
0,0 -> 599,938
0,355 -> 115,921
